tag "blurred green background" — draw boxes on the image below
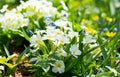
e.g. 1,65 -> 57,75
0,0 -> 27,9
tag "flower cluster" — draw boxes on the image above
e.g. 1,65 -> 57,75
0,0 -> 82,74
0,12 -> 29,31
17,0 -> 57,17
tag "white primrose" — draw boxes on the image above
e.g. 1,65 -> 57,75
55,35 -> 70,45
52,60 -> 65,73
60,10 -> 69,18
0,66 -> 4,71
42,29 -> 56,41
0,5 -> 8,13
17,0 -> 57,17
70,44 -> 82,58
0,12 -> 29,31
54,19 -> 69,28
82,35 -> 96,44
42,27 -> 70,46
56,48 -> 67,57
68,31 -> 79,39
30,33 -> 43,47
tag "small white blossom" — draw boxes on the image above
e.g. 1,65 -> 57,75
60,10 -> 69,18
17,0 -> 57,17
0,12 -> 29,31
0,5 -> 8,12
82,35 -> 96,44
70,44 -> 81,58
30,33 -> 43,47
54,19 -> 68,28
42,29 -> 56,41
55,35 -> 70,45
0,66 -> 4,70
56,48 -> 67,57
54,29 -> 64,37
52,60 -> 65,73
68,31 -> 79,39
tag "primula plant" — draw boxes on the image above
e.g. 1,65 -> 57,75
0,0 -> 120,77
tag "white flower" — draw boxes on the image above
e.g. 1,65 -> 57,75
54,29 -> 64,37
30,33 -> 43,47
68,31 -> 79,39
20,18 -> 29,27
60,10 -> 69,18
0,5 -> 8,12
56,48 -> 67,57
55,35 -> 70,45
42,29 -> 56,41
70,44 -> 81,58
82,35 -> 96,44
0,12 -> 29,31
52,60 -> 65,73
41,27 -> 70,46
54,19 -> 68,28
0,66 -> 4,70
17,0 -> 57,17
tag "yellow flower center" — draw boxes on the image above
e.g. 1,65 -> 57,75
58,50 -> 63,54
35,39 -> 40,44
56,32 -> 62,35
56,63 -> 62,68
72,51 -> 76,55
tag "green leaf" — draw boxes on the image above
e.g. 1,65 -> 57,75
3,45 -> 10,57
42,64 -> 50,73
16,46 -> 30,64
96,72 -> 111,77
74,24 -> 82,32
22,28 -> 30,41
83,46 -> 100,56
98,35 -> 108,65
